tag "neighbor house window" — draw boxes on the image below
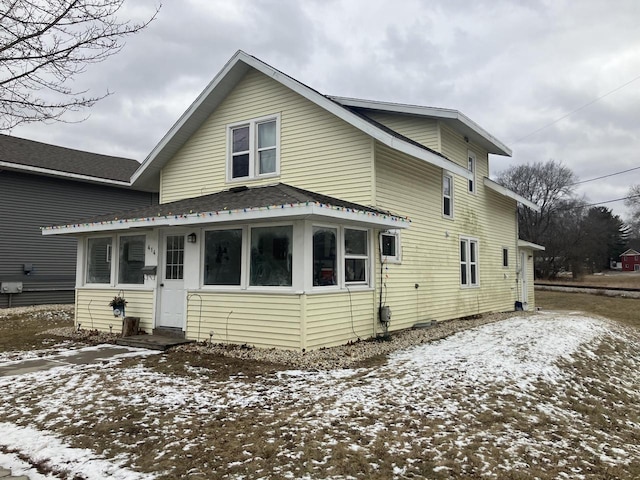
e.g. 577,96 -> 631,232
345,228 -> 368,284
313,227 -> 337,286
443,173 -> 453,218
86,237 -> 112,284
250,225 -> 292,286
468,150 -> 476,193
460,237 -> 479,287
380,230 -> 401,264
228,115 -> 280,180
204,229 -> 242,286
502,247 -> 509,268
118,235 -> 145,284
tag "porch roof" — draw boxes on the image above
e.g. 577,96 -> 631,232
42,183 -> 410,235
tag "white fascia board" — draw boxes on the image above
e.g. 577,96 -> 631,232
0,161 -> 132,187
518,239 -> 545,251
330,96 -> 512,157
130,51 -> 249,186
42,203 -> 411,236
132,51 -> 472,184
484,177 -> 540,212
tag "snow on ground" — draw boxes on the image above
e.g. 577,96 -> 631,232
0,312 -> 639,479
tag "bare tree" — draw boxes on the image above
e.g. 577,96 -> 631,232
625,184 -> 640,237
0,0 -> 159,129
495,160 -> 577,245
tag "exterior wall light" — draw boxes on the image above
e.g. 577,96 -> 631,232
187,232 -> 197,243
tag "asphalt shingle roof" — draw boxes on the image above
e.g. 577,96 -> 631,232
0,133 -> 140,182
67,183 -> 399,226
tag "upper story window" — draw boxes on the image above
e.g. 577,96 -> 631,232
467,150 -> 476,193
443,172 -> 453,218
228,114 -> 280,181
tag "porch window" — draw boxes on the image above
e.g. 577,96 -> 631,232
204,229 -> 242,285
460,237 -> 479,287
345,228 -> 368,284
118,235 -> 145,284
228,115 -> 280,181
313,227 -> 337,286
86,237 -> 112,284
250,225 -> 292,286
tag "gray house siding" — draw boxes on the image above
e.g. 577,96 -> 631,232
0,170 -> 156,308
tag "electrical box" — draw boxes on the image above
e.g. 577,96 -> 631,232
1,282 -> 23,294
379,306 -> 391,323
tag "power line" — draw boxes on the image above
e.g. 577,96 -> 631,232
571,166 -> 640,186
512,72 -> 640,144
553,193 -> 640,212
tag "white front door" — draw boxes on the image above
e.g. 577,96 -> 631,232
520,251 -> 529,310
158,234 -> 186,329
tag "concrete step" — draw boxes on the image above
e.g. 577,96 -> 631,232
0,467 -> 29,479
0,468 -> 10,477
116,334 -> 194,351
152,327 -> 185,339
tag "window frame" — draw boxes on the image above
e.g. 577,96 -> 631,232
249,224 -> 293,288
83,233 -> 148,287
467,150 -> 476,194
344,227 -> 369,286
502,247 -> 509,268
226,114 -> 281,182
380,230 -> 402,264
202,227 -> 244,288
460,236 -> 479,288
442,171 -> 454,219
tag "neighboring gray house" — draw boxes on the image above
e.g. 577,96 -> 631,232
0,133 -> 157,308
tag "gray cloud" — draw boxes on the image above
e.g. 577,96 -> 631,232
11,0 -> 640,220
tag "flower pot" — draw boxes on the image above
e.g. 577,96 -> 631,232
112,305 -> 125,317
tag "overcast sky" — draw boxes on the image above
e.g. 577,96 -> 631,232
11,0 -> 640,220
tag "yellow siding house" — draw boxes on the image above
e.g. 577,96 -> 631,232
43,51 -> 543,350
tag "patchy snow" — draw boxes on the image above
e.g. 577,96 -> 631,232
0,312 -> 638,479
0,423 -> 156,479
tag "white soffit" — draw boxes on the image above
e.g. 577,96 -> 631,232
518,240 -> 545,251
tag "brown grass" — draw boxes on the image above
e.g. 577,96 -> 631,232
0,310 -> 73,352
536,289 -> 640,328
538,271 -> 640,289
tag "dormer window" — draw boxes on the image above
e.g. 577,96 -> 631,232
228,114 -> 280,181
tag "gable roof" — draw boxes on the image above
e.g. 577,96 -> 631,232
330,96 -> 511,156
43,183 -> 410,235
620,249 -> 640,257
131,50 -> 511,191
0,133 -> 143,187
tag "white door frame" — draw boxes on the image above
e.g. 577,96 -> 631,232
157,232 -> 188,329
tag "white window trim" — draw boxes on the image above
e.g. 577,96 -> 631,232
467,150 -> 476,194
442,171 -> 454,219
460,236 -> 479,288
344,226 -> 370,286
200,226 -> 246,290
84,233 -> 149,288
380,229 -> 402,264
502,247 -> 509,268
311,224 -> 341,290
226,113 -> 281,183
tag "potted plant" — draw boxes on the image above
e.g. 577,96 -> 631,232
108,295 -> 127,318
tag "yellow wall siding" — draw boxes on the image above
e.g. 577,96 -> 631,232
161,69 -> 374,206
75,289 -> 155,333
364,112 -> 439,150
373,140 -> 518,332
305,291 -> 376,350
184,292 -> 301,350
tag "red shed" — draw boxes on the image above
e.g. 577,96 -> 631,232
620,249 -> 640,272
